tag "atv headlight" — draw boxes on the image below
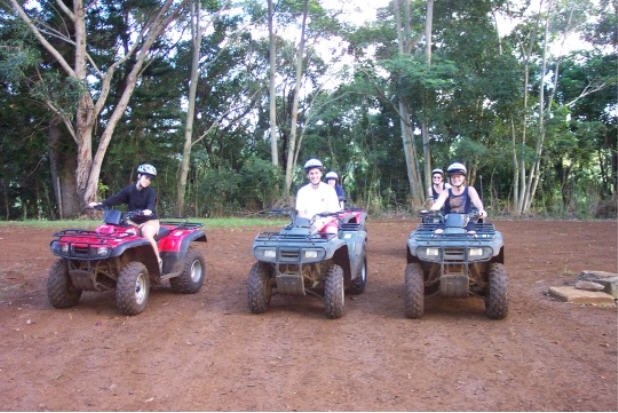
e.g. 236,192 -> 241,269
468,247 -> 491,259
96,246 -> 110,257
416,246 -> 440,261
469,247 -> 483,257
61,243 -> 69,253
304,250 -> 318,259
262,249 -> 276,258
426,247 -> 439,256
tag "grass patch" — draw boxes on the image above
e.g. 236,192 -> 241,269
0,217 -> 289,230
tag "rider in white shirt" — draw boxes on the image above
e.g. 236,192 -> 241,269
296,158 -> 341,232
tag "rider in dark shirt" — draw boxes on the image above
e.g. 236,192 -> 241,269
90,163 -> 162,269
430,162 -> 487,232
100,184 -> 157,224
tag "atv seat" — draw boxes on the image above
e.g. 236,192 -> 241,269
155,227 -> 171,241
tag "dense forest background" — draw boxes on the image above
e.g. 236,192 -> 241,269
1,0 -> 616,220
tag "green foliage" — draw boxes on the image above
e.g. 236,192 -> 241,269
1,0 -> 614,220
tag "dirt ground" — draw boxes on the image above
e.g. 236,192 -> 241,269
0,219 -> 616,411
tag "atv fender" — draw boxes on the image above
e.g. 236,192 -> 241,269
111,239 -> 153,258
341,230 -> 367,280
160,230 -> 207,273
327,243 -> 352,283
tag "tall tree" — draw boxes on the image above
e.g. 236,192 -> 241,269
283,0 -> 309,198
268,0 -> 279,167
8,0 -> 189,213
177,0 -> 203,216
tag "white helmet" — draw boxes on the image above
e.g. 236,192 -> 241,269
137,163 -> 157,177
325,171 -> 339,181
431,168 -> 444,177
447,162 -> 467,176
303,158 -> 323,172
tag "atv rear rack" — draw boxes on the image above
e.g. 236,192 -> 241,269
159,221 -> 203,230
340,222 -> 362,231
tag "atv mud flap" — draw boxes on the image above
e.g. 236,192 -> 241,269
439,263 -> 469,297
274,263 -> 306,295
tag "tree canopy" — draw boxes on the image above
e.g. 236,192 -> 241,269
1,0 -> 615,219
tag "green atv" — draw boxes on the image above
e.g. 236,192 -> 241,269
247,208 -> 368,319
405,210 -> 508,319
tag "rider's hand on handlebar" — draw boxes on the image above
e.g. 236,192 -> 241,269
88,201 -> 101,208
143,209 -> 152,216
479,209 -> 487,219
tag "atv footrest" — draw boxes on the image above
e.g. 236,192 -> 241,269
275,273 -> 305,295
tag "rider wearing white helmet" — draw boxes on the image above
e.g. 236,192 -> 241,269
325,170 -> 346,209
427,167 -> 451,207
295,158 -> 341,232
430,162 -> 487,219
89,163 -> 163,270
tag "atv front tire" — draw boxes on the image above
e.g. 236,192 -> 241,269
485,262 -> 508,319
324,264 -> 345,319
47,259 -> 82,308
116,262 -> 150,315
404,263 -> 424,318
247,262 -> 272,313
170,248 -> 206,294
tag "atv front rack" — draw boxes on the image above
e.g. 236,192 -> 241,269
52,228 -> 132,239
414,222 -> 496,240
256,231 -> 337,241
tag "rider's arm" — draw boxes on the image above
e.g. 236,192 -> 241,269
100,186 -> 131,207
295,186 -> 308,218
427,186 -> 435,207
468,186 -> 487,218
430,190 -> 449,211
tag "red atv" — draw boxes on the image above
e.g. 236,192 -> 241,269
48,206 -> 207,315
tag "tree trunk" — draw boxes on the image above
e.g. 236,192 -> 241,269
421,0 -> 434,201
394,0 -> 423,207
268,0 -> 279,167
176,0 -> 202,216
510,117 -> 519,210
516,0 -> 543,215
1,180 -> 8,220
48,117 -> 62,218
525,0 -> 572,213
284,0 -> 309,197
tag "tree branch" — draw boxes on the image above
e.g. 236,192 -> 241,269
9,0 -> 76,77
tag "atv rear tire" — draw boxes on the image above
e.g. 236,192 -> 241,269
247,262 -> 272,313
485,262 -> 508,319
404,263 -> 424,318
116,262 -> 150,315
349,254 -> 367,294
47,259 -> 82,308
170,248 -> 205,294
324,264 -> 345,319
